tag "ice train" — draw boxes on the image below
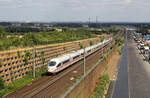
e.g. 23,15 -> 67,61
48,38 -> 112,74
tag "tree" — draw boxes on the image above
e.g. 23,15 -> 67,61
0,26 -> 5,37
0,26 -> 5,33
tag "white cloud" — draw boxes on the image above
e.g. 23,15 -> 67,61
0,0 -> 15,2
0,0 -> 150,22
127,0 -> 132,3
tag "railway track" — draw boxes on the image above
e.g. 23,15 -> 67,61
4,39 -> 114,98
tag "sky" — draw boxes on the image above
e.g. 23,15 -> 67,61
0,0 -> 150,22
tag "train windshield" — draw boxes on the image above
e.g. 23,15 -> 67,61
49,61 -> 56,66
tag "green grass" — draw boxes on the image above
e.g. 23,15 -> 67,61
105,66 -> 109,72
0,65 -> 47,98
90,75 -> 110,98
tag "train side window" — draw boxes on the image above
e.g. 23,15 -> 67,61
63,60 -> 69,64
57,63 -> 61,68
87,50 -> 90,53
73,55 -> 80,59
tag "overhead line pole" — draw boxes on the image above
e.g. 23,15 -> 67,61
88,17 -> 91,27
32,46 -> 36,78
84,47 -> 86,75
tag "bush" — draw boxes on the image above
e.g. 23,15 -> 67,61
90,75 -> 110,98
25,50 -> 31,57
79,43 -> 84,49
89,40 -> 94,46
17,51 -> 21,57
117,36 -> 124,55
99,36 -> 104,42
100,54 -> 107,60
0,76 -> 4,90
0,60 -> 2,66
118,45 -> 123,55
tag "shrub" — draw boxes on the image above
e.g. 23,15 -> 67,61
90,75 -> 110,98
17,51 -> 21,57
100,54 -> 105,60
99,36 -> 104,42
24,56 -> 28,65
0,60 -> 2,66
0,76 -> 4,90
89,40 -> 94,46
34,51 -> 37,57
25,50 -> 31,57
79,43 -> 83,49
63,47 -> 66,51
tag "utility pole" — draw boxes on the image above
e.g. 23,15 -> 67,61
84,47 -> 86,75
72,32 -> 74,51
96,16 -> 98,25
88,17 -> 91,27
95,16 -> 98,34
32,46 -> 36,78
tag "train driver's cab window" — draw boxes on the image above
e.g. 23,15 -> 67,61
49,61 -> 56,66
57,63 -> 61,68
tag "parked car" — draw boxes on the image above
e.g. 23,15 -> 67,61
144,46 -> 150,61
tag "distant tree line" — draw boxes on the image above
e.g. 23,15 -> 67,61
5,27 -> 55,33
91,26 -> 124,35
136,27 -> 149,35
0,27 -> 96,50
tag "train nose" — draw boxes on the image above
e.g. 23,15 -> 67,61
48,67 -> 56,72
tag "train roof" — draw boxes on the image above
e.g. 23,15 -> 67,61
50,38 -> 112,64
50,51 -> 81,63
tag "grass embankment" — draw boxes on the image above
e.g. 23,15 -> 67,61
90,75 -> 110,98
0,66 -> 47,98
90,36 -> 124,98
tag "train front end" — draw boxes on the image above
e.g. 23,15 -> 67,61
48,59 -> 58,74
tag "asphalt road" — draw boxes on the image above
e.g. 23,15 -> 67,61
111,32 -> 150,98
112,32 -> 129,98
128,33 -> 150,98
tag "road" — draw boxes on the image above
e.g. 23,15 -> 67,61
112,32 -> 129,98
111,32 -> 150,98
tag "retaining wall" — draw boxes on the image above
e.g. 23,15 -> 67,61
0,38 -> 100,83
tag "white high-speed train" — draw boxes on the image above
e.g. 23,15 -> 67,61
47,38 -> 113,74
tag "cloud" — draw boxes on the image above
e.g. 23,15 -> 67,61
0,0 -> 15,2
0,0 -> 150,22
127,0 -> 132,3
